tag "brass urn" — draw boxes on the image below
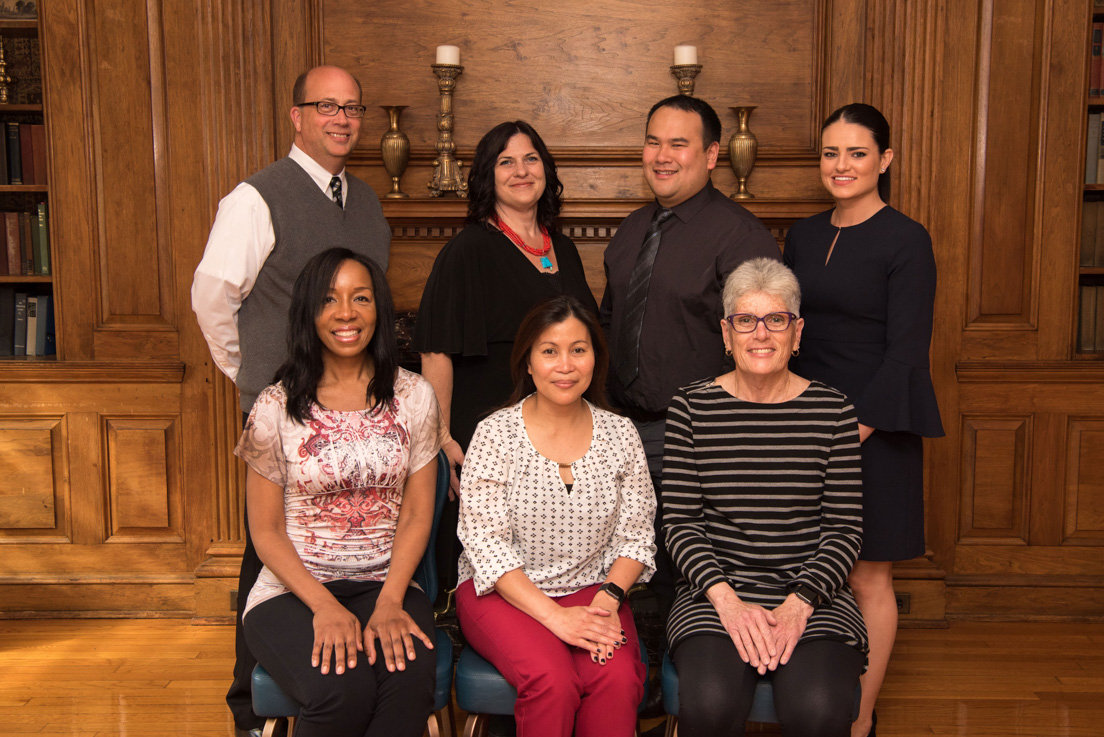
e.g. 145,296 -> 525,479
380,105 -> 410,198
728,106 -> 758,199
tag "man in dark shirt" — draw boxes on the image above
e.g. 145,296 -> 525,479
600,94 -> 780,614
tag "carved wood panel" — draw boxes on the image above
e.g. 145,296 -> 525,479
958,416 -> 1031,544
0,418 -> 68,539
1063,418 -> 1104,544
105,418 -> 183,543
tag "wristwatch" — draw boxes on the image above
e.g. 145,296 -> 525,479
597,582 -> 626,606
790,582 -> 821,608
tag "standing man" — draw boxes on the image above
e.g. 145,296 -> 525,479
191,65 -> 390,737
600,95 -> 780,617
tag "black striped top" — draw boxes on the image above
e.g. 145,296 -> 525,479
663,379 -> 868,654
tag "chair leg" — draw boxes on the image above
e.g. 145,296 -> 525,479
462,713 -> 491,737
428,705 -> 455,737
664,715 -> 678,737
262,719 -> 278,737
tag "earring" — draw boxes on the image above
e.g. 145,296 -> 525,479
880,168 -> 886,173
791,347 -> 800,357
725,348 -> 732,357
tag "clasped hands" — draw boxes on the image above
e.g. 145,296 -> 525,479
311,598 -> 433,675
710,585 -> 813,675
545,602 -> 627,666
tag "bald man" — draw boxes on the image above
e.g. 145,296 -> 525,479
192,65 -> 390,736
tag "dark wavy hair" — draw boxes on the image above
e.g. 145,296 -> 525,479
274,248 -> 397,424
504,296 -> 610,411
822,103 -> 892,202
466,121 -> 563,230
647,95 -> 723,149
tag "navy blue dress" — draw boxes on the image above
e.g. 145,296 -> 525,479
784,206 -> 943,561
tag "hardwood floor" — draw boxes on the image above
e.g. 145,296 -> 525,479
0,619 -> 1100,736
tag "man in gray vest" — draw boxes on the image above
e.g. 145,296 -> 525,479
191,64 -> 390,737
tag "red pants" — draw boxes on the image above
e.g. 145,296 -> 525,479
456,579 -> 645,737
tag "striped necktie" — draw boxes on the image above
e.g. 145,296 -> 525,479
614,206 -> 676,387
330,176 -> 343,208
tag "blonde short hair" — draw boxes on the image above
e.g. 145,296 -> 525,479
722,257 -> 801,317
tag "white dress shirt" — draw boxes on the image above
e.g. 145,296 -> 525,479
191,145 -> 348,381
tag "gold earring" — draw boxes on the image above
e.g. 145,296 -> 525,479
725,348 -> 732,357
791,347 -> 800,357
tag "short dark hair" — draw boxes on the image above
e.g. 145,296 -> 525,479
504,296 -> 610,411
274,248 -> 397,424
646,95 -> 722,149
466,121 -> 563,230
292,66 -> 363,105
822,103 -> 892,202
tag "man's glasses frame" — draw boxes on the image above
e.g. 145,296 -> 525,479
296,101 -> 368,119
723,312 -> 798,333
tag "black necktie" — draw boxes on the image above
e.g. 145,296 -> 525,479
330,176 -> 343,208
615,206 -> 676,387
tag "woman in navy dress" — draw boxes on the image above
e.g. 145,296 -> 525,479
783,104 -> 943,737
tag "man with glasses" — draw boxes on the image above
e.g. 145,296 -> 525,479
599,96 -> 779,690
191,64 -> 390,737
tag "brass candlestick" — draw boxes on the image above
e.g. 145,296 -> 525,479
728,106 -> 759,199
0,37 -> 12,105
380,105 -> 410,198
428,64 -> 468,197
670,64 -> 703,96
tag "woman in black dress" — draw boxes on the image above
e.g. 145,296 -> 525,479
783,104 -> 943,737
414,121 -> 598,590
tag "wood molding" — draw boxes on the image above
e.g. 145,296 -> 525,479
956,360 -> 1104,382
0,361 -> 185,383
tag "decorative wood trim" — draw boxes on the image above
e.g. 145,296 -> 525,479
0,361 -> 185,383
956,360 -> 1104,382
351,146 -> 821,169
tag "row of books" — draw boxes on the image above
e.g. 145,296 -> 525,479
1081,200 -> 1104,267
0,289 -> 55,357
1,122 -> 47,186
1091,22 -> 1104,98
0,204 -> 49,276
1085,114 -> 1104,184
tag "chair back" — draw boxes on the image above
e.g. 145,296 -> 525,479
412,449 -> 449,602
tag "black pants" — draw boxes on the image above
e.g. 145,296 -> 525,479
244,581 -> 436,737
673,635 -> 864,737
631,418 -> 676,615
227,411 -> 265,730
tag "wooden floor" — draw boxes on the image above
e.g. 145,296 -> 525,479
0,619 -> 1100,736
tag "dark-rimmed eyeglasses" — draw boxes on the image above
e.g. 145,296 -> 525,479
296,101 -> 367,118
724,312 -> 797,333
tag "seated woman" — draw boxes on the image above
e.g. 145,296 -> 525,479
664,258 -> 868,737
237,248 -> 441,737
456,295 -> 656,737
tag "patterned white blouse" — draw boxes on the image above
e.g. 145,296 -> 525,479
458,398 -> 657,597
235,368 -> 441,617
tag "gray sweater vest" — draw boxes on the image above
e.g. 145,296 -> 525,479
237,157 -> 390,412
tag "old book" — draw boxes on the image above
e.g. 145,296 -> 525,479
30,124 -> 46,184
4,212 -> 20,274
1083,200 -> 1098,267
0,286 -> 14,356
39,293 -> 55,356
6,35 -> 42,105
5,123 -> 21,185
18,211 -> 32,275
0,215 -> 7,275
33,202 -> 48,275
1097,286 -> 1104,354
1087,114 -> 1101,184
12,291 -> 27,356
1092,23 -> 1103,97
25,293 -> 38,356
1081,286 -> 1097,352
18,123 -> 34,185
0,127 -> 7,186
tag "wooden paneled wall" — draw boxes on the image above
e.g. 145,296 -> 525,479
0,0 -> 1101,622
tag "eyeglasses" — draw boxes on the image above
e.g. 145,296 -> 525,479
724,312 -> 797,333
296,101 -> 368,118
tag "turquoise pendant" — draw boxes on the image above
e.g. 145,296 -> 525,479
540,256 -> 553,269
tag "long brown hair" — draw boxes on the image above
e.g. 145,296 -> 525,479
505,296 -> 610,410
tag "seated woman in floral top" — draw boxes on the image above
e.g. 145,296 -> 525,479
456,295 -> 657,737
236,248 -> 441,737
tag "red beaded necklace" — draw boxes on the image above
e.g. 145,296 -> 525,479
493,215 -> 553,269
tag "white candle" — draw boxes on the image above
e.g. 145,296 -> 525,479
674,45 -> 698,65
436,45 -> 461,65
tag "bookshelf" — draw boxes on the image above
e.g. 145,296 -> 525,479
0,11 -> 52,360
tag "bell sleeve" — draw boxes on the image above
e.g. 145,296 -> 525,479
411,227 -> 491,358
854,222 -> 944,438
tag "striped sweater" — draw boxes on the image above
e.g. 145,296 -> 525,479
662,379 -> 868,654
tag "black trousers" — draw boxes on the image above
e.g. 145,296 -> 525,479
227,411 -> 265,730
673,635 -> 864,737
244,581 -> 436,737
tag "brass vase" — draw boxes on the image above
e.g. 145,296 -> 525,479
728,106 -> 758,199
380,105 -> 410,199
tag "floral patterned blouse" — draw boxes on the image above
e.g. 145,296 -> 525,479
458,398 -> 657,597
236,368 -> 441,617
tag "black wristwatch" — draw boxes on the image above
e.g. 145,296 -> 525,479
790,582 -> 821,608
597,582 -> 626,606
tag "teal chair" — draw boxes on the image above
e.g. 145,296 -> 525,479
251,449 -> 454,737
659,649 -> 861,736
